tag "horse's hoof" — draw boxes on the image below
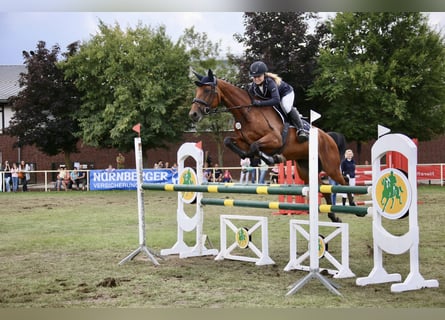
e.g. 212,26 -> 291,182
273,154 -> 286,163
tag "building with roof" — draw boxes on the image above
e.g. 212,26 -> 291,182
0,65 -> 26,134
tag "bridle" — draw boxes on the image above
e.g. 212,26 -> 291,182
192,81 -> 221,115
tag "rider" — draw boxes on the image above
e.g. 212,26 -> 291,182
247,61 -> 309,143
340,149 -> 356,206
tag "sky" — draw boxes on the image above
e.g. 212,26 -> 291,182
0,12 -> 247,65
1,11 -> 445,65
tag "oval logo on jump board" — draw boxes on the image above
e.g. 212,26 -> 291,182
235,227 -> 250,249
373,168 -> 412,220
318,236 -> 326,258
307,235 -> 327,258
178,167 -> 198,204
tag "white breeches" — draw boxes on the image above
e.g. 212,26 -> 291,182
280,91 -> 295,113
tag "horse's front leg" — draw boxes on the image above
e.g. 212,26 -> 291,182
253,134 -> 287,165
224,136 -> 250,159
246,141 -> 285,165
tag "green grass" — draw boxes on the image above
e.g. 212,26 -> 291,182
0,186 -> 443,308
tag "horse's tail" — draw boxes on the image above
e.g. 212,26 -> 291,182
327,131 -> 347,158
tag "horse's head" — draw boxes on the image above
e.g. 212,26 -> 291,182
189,69 -> 221,122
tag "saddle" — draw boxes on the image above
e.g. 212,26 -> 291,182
272,105 -> 310,132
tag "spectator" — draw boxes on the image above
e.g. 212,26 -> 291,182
270,164 -> 279,184
213,164 -> 223,182
19,160 -> 30,192
64,169 -> 74,190
250,157 -> 260,183
116,153 -> 125,169
56,165 -> 69,191
11,163 -> 19,192
341,149 -> 356,206
239,157 -> 250,184
70,167 -> 85,190
3,161 -> 12,192
203,163 -> 213,183
221,169 -> 233,183
70,167 -> 78,189
78,165 -> 88,190
259,159 -> 269,184
106,164 -> 115,172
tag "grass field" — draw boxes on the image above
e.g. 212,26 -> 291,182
0,185 -> 443,308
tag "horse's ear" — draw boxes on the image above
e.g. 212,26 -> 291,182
207,69 -> 216,84
192,70 -> 204,81
194,80 -> 203,87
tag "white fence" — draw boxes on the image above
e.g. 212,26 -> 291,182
1,163 -> 444,192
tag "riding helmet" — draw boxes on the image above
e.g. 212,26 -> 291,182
249,61 -> 268,77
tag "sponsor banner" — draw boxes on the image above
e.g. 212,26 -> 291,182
89,169 -> 178,191
357,164 -> 444,182
416,164 -> 443,180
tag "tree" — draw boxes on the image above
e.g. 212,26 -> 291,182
179,27 -> 239,166
308,12 -> 445,143
232,12 -> 321,113
7,41 -> 81,167
61,21 -> 192,153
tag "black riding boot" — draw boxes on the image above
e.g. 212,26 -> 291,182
342,197 -> 346,206
287,108 -> 308,143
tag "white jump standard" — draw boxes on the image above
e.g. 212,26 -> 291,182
160,142 -> 218,258
356,126 -> 439,292
285,111 -> 342,296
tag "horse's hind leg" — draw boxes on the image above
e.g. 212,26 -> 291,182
347,192 -> 356,206
322,193 -> 342,223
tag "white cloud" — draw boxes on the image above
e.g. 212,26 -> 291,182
425,12 -> 445,34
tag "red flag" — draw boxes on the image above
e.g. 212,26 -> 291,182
195,141 -> 202,149
132,123 -> 141,136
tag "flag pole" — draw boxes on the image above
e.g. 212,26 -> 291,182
119,124 -> 159,266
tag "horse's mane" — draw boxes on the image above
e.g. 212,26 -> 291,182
217,78 -> 252,104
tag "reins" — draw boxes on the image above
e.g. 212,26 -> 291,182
203,104 -> 253,116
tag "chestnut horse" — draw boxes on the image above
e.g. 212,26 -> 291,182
189,69 -> 351,222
